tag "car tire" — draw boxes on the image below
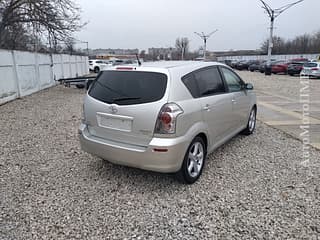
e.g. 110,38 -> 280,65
94,67 -> 100,73
176,137 -> 207,184
241,107 -> 257,135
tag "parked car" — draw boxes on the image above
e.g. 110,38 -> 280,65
271,60 -> 289,74
235,60 -> 251,70
89,59 -> 110,73
109,59 -> 125,66
259,60 -> 277,73
248,60 -> 264,72
79,61 -> 257,184
231,60 -> 239,69
223,60 -> 233,67
272,58 -> 309,74
287,62 -> 305,76
301,62 -> 320,78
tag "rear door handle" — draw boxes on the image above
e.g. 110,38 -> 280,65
232,99 -> 237,104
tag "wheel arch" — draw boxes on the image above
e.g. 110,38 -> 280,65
195,132 -> 208,152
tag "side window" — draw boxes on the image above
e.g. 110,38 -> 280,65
220,67 -> 243,92
182,74 -> 199,98
194,67 -> 226,97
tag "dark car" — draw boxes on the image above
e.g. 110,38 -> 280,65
259,60 -> 277,73
223,60 -> 233,67
287,62 -> 306,76
249,60 -> 265,72
231,60 -> 240,69
235,60 -> 251,70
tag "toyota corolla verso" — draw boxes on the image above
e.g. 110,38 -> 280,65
79,61 -> 257,184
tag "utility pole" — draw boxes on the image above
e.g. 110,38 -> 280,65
194,30 -> 218,60
259,0 -> 304,75
78,41 -> 89,56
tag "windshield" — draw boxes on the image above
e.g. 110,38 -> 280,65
303,62 -> 317,68
89,71 -> 167,105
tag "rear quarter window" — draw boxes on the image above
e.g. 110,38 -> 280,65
89,71 -> 167,105
182,74 -> 199,98
182,67 -> 226,98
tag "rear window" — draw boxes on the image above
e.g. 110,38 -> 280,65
303,62 -> 317,68
89,71 -> 167,105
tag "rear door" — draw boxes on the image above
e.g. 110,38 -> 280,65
220,67 -> 251,131
192,67 -> 234,144
86,70 -> 168,147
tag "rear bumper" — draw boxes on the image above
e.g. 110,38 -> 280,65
79,124 -> 189,173
300,72 -> 320,77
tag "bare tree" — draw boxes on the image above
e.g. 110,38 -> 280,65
0,0 -> 85,50
175,37 -> 189,60
260,31 -> 320,54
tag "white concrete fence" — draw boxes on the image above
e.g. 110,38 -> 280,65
0,49 -> 89,105
217,53 -> 320,61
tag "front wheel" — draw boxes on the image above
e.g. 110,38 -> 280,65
241,107 -> 257,135
176,137 -> 207,184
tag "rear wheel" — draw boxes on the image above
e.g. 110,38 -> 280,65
241,107 -> 257,135
94,66 -> 100,73
176,137 -> 207,184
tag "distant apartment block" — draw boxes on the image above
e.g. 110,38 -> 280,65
148,47 -> 175,60
89,48 -> 139,56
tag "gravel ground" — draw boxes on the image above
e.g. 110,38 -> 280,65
0,85 -> 319,240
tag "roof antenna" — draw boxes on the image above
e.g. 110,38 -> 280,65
135,53 -> 142,66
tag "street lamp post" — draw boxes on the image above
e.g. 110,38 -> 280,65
259,0 -> 304,75
194,30 -> 218,60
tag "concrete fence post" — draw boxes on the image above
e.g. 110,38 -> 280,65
11,50 -> 21,98
34,51 -> 40,91
60,54 -> 64,79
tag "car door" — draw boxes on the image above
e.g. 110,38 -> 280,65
192,66 -> 234,145
220,67 -> 251,131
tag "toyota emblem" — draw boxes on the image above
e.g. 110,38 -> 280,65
109,105 -> 118,114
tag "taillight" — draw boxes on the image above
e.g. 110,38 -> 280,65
311,68 -> 319,71
155,103 -> 183,134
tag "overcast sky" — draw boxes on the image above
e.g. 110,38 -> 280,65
76,0 -> 319,52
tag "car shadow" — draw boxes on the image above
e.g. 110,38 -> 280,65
85,155 -> 185,191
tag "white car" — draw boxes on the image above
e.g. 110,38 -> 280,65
301,62 -> 320,78
89,60 -> 111,73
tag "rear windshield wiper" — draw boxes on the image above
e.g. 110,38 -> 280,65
112,97 -> 141,102
95,81 -> 129,97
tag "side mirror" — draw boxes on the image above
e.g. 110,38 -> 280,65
245,83 -> 254,90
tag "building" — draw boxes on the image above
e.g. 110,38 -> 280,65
89,48 -> 139,57
148,47 -> 175,60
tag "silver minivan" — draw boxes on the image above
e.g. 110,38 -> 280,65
79,61 -> 257,183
